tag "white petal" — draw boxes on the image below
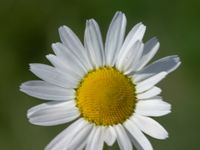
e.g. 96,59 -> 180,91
85,126 -> 96,150
133,73 -> 149,83
45,118 -> 88,150
52,43 -> 87,74
138,96 -> 162,101
104,126 -> 117,146
133,55 -> 181,82
20,80 -> 75,101
46,54 -> 82,80
105,11 -> 127,66
27,100 -> 75,117
29,63 -> 77,88
84,19 -> 104,67
58,26 -> 83,52
136,37 -> 160,71
85,127 -> 104,150
137,86 -> 161,99
75,139 -> 87,150
119,23 -> 146,57
116,40 -> 144,73
125,42 -> 144,74
136,72 -> 167,93
135,100 -> 171,117
114,124 -> 132,150
124,118 -> 153,150
27,101 -> 79,126
126,132 -> 144,150
133,114 -> 168,139
67,123 -> 93,150
58,26 -> 93,70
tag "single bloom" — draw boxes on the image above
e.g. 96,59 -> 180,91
20,11 -> 181,150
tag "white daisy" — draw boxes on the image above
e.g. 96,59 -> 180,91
20,11 -> 181,150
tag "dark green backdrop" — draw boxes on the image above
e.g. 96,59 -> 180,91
0,0 -> 199,149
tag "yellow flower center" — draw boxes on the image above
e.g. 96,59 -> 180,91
76,67 -> 136,126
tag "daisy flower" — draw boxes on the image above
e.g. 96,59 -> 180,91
20,11 -> 181,150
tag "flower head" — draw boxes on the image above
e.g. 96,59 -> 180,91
20,11 -> 181,150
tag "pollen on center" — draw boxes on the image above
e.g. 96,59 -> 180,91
75,67 -> 136,126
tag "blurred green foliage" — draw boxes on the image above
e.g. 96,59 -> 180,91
0,0 -> 200,149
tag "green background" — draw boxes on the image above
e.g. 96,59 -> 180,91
0,0 -> 199,149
